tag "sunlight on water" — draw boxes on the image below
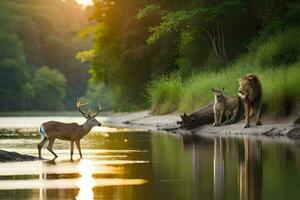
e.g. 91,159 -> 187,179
76,160 -> 95,200
1,121 -> 300,200
0,160 -> 124,176
0,178 -> 148,190
0,158 -> 148,191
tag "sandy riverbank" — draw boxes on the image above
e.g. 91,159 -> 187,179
104,110 -> 300,139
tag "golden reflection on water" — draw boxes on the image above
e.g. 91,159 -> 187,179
76,160 -> 95,200
0,159 -> 148,188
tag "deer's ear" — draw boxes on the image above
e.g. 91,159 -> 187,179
211,88 -> 215,92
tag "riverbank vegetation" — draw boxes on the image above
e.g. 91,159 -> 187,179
147,28 -> 300,114
79,0 -> 299,115
0,0 -> 299,115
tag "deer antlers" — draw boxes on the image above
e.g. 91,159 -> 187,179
90,100 -> 103,118
76,98 -> 103,118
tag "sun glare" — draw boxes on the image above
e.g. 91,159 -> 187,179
76,0 -> 94,7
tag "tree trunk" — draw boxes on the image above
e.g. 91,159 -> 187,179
211,25 -> 228,64
200,24 -> 228,64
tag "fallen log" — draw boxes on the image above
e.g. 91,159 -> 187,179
177,103 -> 214,129
178,98 -> 244,129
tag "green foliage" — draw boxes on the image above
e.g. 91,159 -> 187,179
137,0 -> 244,45
0,34 -> 25,62
0,59 -> 31,111
32,66 -> 66,111
84,82 -> 114,111
255,28 -> 300,67
146,76 -> 182,114
136,4 -> 166,19
80,0 -> 300,112
0,0 -> 90,111
82,0 -> 180,111
145,9 -> 200,44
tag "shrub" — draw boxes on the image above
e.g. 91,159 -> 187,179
0,59 -> 31,110
256,28 -> 300,67
33,66 -> 66,110
146,76 -> 182,114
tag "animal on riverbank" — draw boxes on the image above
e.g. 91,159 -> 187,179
212,88 -> 240,126
238,74 -> 263,128
38,98 -> 103,160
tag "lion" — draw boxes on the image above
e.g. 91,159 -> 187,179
238,74 -> 263,128
212,88 -> 240,126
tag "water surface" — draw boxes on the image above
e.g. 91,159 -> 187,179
0,117 -> 300,200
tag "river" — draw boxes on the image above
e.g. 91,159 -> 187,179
0,116 -> 300,200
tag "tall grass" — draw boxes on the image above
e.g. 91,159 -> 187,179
146,76 -> 182,114
147,61 -> 300,114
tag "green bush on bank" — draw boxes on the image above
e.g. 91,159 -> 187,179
255,28 -> 300,67
146,76 -> 182,114
33,66 -> 66,111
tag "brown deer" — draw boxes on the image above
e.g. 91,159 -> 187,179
38,98 -> 103,160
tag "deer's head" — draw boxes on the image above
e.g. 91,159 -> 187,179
76,98 -> 103,126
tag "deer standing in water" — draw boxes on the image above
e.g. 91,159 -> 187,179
38,98 -> 103,160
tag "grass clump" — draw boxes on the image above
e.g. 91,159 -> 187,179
146,76 -> 182,114
259,64 -> 300,114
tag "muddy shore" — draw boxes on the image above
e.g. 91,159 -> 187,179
104,110 -> 300,139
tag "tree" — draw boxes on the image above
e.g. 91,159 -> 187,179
0,0 -> 90,109
78,0 -> 180,110
0,59 -> 32,111
137,0 -> 245,64
32,66 -> 66,110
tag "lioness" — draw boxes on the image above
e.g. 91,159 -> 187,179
238,74 -> 263,128
212,88 -> 240,126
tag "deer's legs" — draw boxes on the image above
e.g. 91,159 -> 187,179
75,140 -> 82,158
38,137 -> 48,158
70,141 -> 74,160
47,138 -> 57,158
